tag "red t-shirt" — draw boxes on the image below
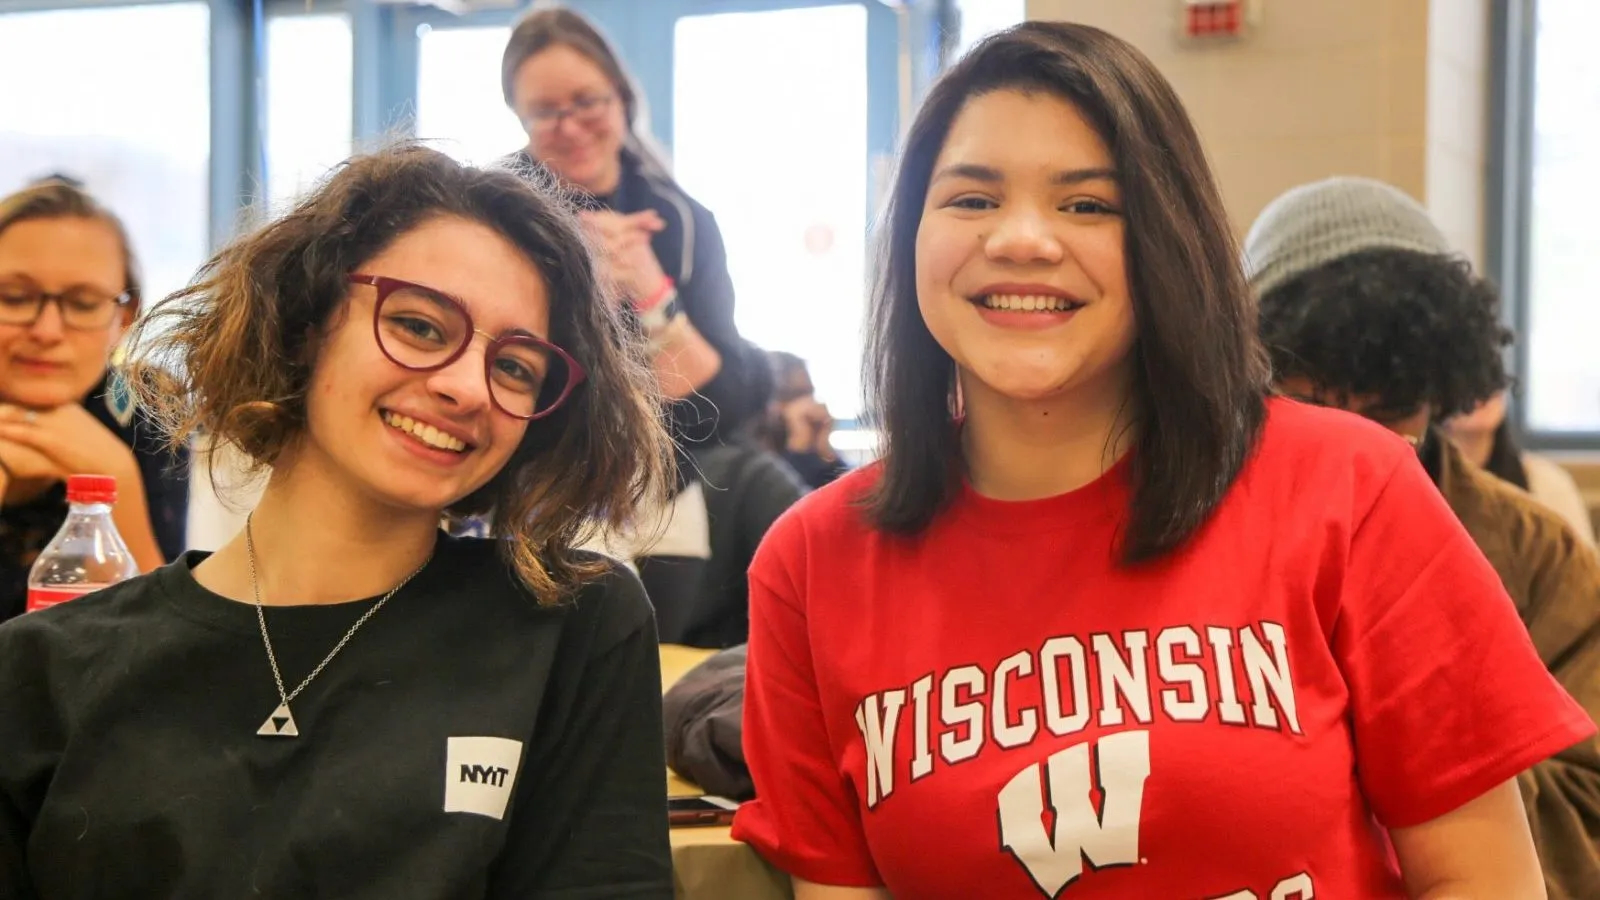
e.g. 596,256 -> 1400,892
732,399 -> 1594,899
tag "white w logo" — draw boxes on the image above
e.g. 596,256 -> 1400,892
998,730 -> 1151,897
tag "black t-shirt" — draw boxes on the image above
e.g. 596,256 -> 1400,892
673,441 -> 806,649
0,534 -> 672,899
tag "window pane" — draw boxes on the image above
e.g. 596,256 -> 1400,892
1527,0 -> 1600,431
674,6 -> 869,419
953,0 -> 1025,59
416,25 -> 524,165
266,13 -> 353,210
0,3 -> 210,308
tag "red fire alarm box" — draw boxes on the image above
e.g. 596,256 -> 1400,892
1182,0 -> 1253,40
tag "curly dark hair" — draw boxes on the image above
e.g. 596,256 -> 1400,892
1258,248 -> 1511,421
127,142 -> 672,603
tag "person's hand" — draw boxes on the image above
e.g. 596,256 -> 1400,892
579,209 -> 669,303
782,398 -> 837,460
0,436 -> 58,484
580,208 -> 663,246
0,403 -> 138,484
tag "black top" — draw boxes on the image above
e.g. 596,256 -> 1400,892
510,148 -> 761,449
0,534 -> 673,899
780,450 -> 852,492
673,441 -> 806,649
0,372 -> 189,622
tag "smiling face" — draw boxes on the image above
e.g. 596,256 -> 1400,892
0,216 -> 133,409
511,44 -> 628,196
915,89 -> 1137,414
295,215 -> 551,515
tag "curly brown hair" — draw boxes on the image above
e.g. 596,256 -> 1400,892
126,143 -> 672,603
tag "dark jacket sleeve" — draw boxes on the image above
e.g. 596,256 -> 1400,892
1514,517 -> 1600,900
670,203 -> 758,444
487,565 -> 673,899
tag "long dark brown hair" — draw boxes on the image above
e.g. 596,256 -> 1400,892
864,22 -> 1270,564
1484,419 -> 1531,490
127,143 -> 672,602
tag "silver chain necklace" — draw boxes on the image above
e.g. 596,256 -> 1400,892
246,514 -> 430,738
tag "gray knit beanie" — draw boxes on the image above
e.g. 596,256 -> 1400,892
1242,176 -> 1454,298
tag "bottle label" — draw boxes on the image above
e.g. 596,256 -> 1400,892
26,586 -> 102,614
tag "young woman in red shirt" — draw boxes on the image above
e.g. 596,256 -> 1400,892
732,22 -> 1592,900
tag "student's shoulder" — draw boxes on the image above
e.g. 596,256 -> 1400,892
436,534 -> 653,650
755,464 -> 879,559
631,158 -> 712,222
1456,450 -> 1595,576
566,548 -> 652,626
0,565 -> 173,674
1520,451 -> 1598,541
736,445 -> 809,500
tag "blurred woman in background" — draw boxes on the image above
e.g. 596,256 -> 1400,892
501,5 -> 760,616
1445,391 -> 1596,546
0,178 -> 187,622
501,6 -> 756,439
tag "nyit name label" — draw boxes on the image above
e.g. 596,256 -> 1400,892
460,763 -> 511,787
854,621 -> 1300,808
445,736 -> 524,820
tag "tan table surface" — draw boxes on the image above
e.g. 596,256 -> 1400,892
660,645 -> 792,900
661,644 -> 713,799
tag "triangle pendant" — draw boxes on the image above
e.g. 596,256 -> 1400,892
257,702 -> 300,738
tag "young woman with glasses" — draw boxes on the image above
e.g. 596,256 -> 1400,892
0,145 -> 677,898
500,7 -> 763,620
0,178 -> 188,623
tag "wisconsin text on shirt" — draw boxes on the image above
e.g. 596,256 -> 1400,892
852,622 -> 1310,896
855,621 -> 1302,809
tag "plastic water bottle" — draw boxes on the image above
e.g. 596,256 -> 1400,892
25,474 -> 140,613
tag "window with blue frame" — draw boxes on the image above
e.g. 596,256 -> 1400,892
0,1 -> 211,308
951,0 -> 1025,60
673,4 -> 871,418
265,11 -> 354,210
415,23 -> 523,164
